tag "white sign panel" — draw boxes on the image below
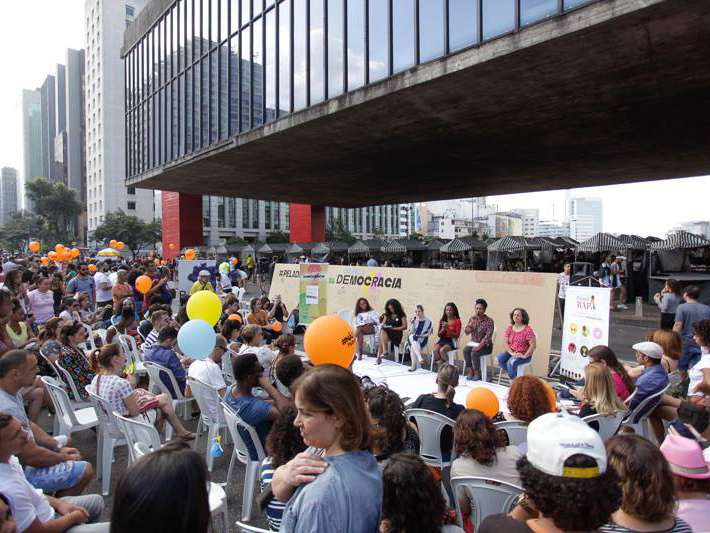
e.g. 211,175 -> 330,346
177,260 -> 217,294
305,285 -> 319,305
560,285 -> 611,380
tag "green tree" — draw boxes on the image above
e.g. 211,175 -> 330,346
266,231 -> 290,243
0,212 -> 46,253
92,210 -> 162,258
26,177 -> 82,241
325,218 -> 356,245
407,232 -> 424,241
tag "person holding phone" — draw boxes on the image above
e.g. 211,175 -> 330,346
431,303 -> 461,368
375,299 -> 407,365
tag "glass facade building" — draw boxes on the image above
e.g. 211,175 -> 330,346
124,0 -> 598,178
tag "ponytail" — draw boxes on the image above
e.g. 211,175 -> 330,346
92,344 -> 122,373
437,364 -> 459,408
445,384 -> 455,408
89,349 -> 101,373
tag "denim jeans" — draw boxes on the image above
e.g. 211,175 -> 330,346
497,351 -> 531,379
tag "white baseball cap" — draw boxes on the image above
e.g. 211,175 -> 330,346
526,412 -> 607,478
199,270 -> 210,277
632,341 -> 663,359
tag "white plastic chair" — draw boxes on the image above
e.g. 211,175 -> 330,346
493,421 -> 528,446
621,384 -> 669,440
450,476 -> 523,530
114,413 -> 162,463
222,351 -> 236,385
41,376 -> 98,437
497,328 -> 535,384
117,334 -> 146,372
132,440 -> 229,533
430,336 -> 461,372
222,401 -> 266,522
86,390 -> 127,495
38,346 -> 60,379
187,376 -> 228,472
81,323 -> 98,354
96,328 -> 108,345
144,360 -> 194,428
463,328 -> 497,381
583,411 -> 626,442
236,522 -> 270,533
404,408 -> 456,468
53,359 -> 92,409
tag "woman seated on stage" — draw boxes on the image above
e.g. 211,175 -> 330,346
588,345 -> 635,402
353,297 -> 380,360
375,299 -> 407,365
572,363 -> 627,431
431,302 -> 461,367
406,304 -> 433,372
496,308 -> 536,380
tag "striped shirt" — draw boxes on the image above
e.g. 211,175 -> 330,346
259,457 -> 284,531
141,329 -> 159,354
599,518 -> 692,533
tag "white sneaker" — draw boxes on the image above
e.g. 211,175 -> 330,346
617,304 -> 628,310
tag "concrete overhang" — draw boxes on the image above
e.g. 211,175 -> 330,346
127,0 -> 710,207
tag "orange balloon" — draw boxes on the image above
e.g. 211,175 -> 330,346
29,241 -> 40,252
270,321 -> 282,333
185,249 -> 196,260
303,315 -> 355,368
70,248 -> 80,258
169,243 -> 176,251
541,379 -> 558,412
109,239 -> 118,248
88,264 -> 97,272
231,257 -> 238,265
117,241 -> 125,250
135,275 -> 152,294
227,314 -> 243,323
55,244 -> 65,254
47,251 -> 58,261
160,259 -> 167,265
40,257 -> 49,266
58,251 -> 71,262
466,387 -> 500,418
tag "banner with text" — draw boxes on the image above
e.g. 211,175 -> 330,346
298,263 -> 328,325
272,264 -> 558,376
560,285 -> 611,380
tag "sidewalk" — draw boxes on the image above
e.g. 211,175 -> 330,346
609,301 -> 661,329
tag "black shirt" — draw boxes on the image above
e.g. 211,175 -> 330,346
410,394 -> 465,455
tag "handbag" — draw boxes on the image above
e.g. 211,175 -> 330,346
132,387 -> 161,413
677,400 -> 709,433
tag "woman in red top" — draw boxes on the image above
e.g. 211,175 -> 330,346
497,307 -> 536,380
432,302 -> 462,367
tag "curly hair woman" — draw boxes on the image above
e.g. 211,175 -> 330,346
365,386 -> 419,462
479,413 -> 622,533
603,434 -> 692,532
452,410 -> 521,523
381,452 -> 456,533
259,406 -> 306,531
505,376 -> 552,425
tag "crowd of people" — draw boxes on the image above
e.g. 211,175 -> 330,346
0,250 -> 708,533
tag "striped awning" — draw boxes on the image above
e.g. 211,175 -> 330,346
381,240 -> 407,253
426,238 -> 446,250
617,234 -> 649,250
576,233 -> 627,253
287,242 -> 316,255
460,237 -> 488,251
488,236 -> 533,252
241,244 -> 255,254
382,239 -> 427,253
440,238 -> 472,253
311,242 -> 329,254
258,243 -> 289,254
348,241 -> 370,254
650,230 -> 710,250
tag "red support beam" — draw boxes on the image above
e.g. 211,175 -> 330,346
162,191 -> 203,259
289,203 -> 325,243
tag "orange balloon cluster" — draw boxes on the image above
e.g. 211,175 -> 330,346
70,248 -> 80,258
47,251 -> 58,261
185,249 -> 196,260
55,244 -> 65,254
135,275 -> 153,294
117,241 -> 125,250
29,241 -> 40,252
303,315 -> 355,368
40,257 -> 49,266
110,239 -> 118,248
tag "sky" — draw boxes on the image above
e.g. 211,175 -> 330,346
1,1 -> 709,238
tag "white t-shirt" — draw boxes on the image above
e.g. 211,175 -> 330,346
94,271 -> 112,302
688,353 -> 710,397
557,272 -> 570,299
108,271 -> 119,286
0,456 -> 54,532
239,344 -> 277,377
219,273 -> 232,291
188,358 -> 227,419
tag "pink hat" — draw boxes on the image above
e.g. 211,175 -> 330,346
660,434 -> 710,479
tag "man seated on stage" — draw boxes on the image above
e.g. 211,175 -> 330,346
0,350 -> 94,496
462,299 -> 495,382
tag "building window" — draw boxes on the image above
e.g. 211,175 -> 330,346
126,5 -> 135,17
217,197 -> 225,228
127,187 -> 135,195
203,196 -> 211,227
127,201 -> 136,210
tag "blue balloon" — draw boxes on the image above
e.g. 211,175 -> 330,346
177,319 -> 216,360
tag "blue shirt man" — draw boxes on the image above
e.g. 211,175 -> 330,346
628,341 -> 669,423
674,285 -> 710,371
223,353 -> 290,460
366,257 -> 379,267
66,263 -> 96,307
143,327 -> 186,398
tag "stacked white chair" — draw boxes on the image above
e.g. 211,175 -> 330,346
222,401 -> 266,522
41,376 -> 98,437
450,476 -> 523,530
86,390 -> 127,495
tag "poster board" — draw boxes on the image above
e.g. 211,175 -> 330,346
270,264 -> 557,376
560,285 -> 611,380
298,263 -> 328,325
177,260 -> 217,294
